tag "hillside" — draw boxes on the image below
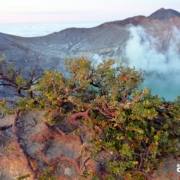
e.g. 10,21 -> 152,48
0,8 -> 180,73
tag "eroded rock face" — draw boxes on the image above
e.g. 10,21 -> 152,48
15,111 -> 85,179
0,111 -> 93,179
0,111 -> 179,180
0,128 -> 34,179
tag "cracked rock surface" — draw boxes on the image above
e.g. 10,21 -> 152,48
0,111 -> 179,180
0,111 -> 89,179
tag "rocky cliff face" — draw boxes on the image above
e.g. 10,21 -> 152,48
0,111 -> 92,179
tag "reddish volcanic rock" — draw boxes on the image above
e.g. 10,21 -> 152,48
0,130 -> 34,179
14,111 -> 98,179
0,111 -> 179,179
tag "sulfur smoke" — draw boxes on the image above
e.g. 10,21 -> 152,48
125,26 -> 180,100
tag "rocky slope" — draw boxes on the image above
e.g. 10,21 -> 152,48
0,111 -> 91,179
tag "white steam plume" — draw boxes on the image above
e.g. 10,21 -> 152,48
125,26 -> 180,100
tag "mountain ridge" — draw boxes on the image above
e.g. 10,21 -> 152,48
0,8 -> 180,73
51,8 -> 180,36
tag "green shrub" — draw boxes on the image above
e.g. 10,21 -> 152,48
0,58 -> 179,179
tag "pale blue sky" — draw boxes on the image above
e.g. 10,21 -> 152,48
0,0 -> 179,24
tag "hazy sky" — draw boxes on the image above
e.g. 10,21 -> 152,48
0,0 -> 179,36
0,0 -> 179,24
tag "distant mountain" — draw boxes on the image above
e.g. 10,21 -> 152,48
0,8 -> 180,73
149,8 -> 180,20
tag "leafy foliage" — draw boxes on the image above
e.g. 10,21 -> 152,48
38,168 -> 56,180
0,57 -> 179,179
91,89 -> 180,179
